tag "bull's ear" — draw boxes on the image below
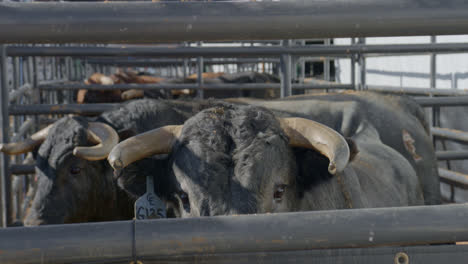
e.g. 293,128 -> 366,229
118,129 -> 137,141
345,138 -> 359,162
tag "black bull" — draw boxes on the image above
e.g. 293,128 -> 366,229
111,91 -> 440,217
15,99 -> 199,225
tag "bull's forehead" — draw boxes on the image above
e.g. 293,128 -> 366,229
171,105 -> 293,210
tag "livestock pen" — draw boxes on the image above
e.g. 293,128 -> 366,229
1,0 -> 468,263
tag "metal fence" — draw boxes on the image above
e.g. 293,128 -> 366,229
2,1 -> 468,263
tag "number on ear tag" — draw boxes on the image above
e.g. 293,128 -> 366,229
134,175 -> 166,220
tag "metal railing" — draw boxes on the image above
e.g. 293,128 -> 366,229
1,2 -> 468,263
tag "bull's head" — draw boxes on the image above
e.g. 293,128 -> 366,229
0,117 -> 120,225
108,106 -> 350,217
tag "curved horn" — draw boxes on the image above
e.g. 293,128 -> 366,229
0,124 -> 53,155
108,125 -> 182,170
73,122 -> 119,161
278,118 -> 350,175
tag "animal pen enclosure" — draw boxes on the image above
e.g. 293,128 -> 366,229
1,0 -> 468,263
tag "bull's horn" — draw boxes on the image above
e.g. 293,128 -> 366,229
73,122 -> 119,161
278,118 -> 350,175
108,125 -> 182,170
0,124 -> 53,155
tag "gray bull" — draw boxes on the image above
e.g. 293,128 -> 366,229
231,91 -> 440,205
109,96 -> 432,217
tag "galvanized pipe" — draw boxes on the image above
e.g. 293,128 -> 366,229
280,40 -> 292,98
9,103 -> 119,116
436,151 -> 468,161
39,83 -> 355,91
7,43 -> 468,58
2,1 -> 468,43
197,41 -> 204,99
10,165 -> 35,176
367,85 -> 468,96
414,96 -> 468,107
439,168 -> 468,190
0,45 -> 11,228
0,45 -> 12,227
86,58 -> 281,66
1,204 -> 468,264
431,127 -> 468,145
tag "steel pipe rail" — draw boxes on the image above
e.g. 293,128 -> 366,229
2,1 -> 468,43
86,58 -> 281,66
436,151 -> 468,161
9,104 -> 120,116
1,204 -> 468,264
439,168 -> 468,189
10,165 -> 35,176
39,83 -> 355,91
414,96 -> 468,107
7,43 -> 468,57
37,79 -> 68,86
368,85 -> 468,96
432,127 -> 468,145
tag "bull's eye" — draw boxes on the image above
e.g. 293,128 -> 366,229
179,192 -> 190,212
274,184 -> 287,202
69,166 -> 81,175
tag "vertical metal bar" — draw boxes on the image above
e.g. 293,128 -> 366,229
197,41 -> 204,99
324,39 -> 331,92
430,36 -> 436,89
300,40 -> 306,84
280,39 -> 292,98
0,45 -> 11,228
12,56 -> 21,222
358,38 -> 366,90
351,38 -> 356,90
183,42 -> 188,79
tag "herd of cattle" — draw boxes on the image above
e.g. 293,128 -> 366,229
78,70 -> 280,104
0,70 -> 446,226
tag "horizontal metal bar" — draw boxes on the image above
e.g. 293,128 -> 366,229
0,221 -> 132,264
144,245 -> 468,264
432,127 -> 468,145
436,150 -> 468,160
439,168 -> 468,189
414,96 -> 468,107
7,43 -> 468,57
86,58 -> 281,66
2,1 -> 468,43
9,104 -> 119,116
8,83 -> 31,103
368,85 -> 468,96
10,165 -> 35,175
1,204 -> 468,264
37,79 -> 68,86
39,83 -> 355,91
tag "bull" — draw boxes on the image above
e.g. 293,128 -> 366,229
0,99 -> 196,225
108,102 -> 427,217
230,91 -> 440,205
